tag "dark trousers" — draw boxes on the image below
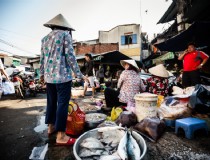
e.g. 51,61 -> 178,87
104,88 -> 126,108
182,70 -> 200,88
46,81 -> 72,132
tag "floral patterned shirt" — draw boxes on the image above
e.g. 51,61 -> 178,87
117,70 -> 146,103
147,76 -> 169,96
40,30 -> 83,83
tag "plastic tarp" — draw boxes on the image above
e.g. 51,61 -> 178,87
189,84 -> 210,113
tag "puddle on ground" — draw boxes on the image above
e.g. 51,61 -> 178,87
29,143 -> 48,160
34,116 -> 47,133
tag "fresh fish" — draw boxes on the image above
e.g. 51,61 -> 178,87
80,137 -> 104,149
98,126 -> 123,132
79,148 -> 104,157
127,131 -> 141,160
101,150 -> 110,155
117,130 -> 128,160
100,129 -> 125,147
99,155 -> 121,160
93,155 -> 101,160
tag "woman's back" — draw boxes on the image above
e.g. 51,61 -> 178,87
118,70 -> 142,103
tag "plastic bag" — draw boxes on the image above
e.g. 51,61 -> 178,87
158,97 -> 191,120
2,82 -> 15,95
66,101 -> 85,135
107,107 -> 123,121
157,95 -> 164,107
115,111 -> 137,127
189,84 -> 210,113
133,117 -> 165,142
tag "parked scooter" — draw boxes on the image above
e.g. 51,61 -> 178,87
21,75 -> 37,97
10,71 -> 24,99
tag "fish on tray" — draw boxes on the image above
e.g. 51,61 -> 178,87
78,127 -> 141,160
117,129 -> 141,160
80,137 -> 104,149
100,129 -> 125,148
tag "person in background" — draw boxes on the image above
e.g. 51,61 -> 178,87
104,60 -> 145,108
0,59 -> 10,98
83,53 -> 95,98
40,14 -> 85,145
147,64 -> 169,96
178,42 -> 209,87
98,64 -> 104,84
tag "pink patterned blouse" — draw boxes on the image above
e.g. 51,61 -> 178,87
117,70 -> 146,103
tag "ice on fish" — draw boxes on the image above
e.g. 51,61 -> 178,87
80,137 -> 104,149
79,148 -> 104,157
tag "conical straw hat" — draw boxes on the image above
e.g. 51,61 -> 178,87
148,64 -> 169,78
120,60 -> 139,70
44,14 -> 75,31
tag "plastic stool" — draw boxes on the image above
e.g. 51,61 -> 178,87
175,117 -> 208,139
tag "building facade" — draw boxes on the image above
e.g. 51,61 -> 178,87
99,24 -> 141,59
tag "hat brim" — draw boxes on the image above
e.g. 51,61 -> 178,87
120,60 -> 139,70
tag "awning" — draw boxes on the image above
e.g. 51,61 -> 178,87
152,52 -> 174,64
93,50 -> 131,65
157,0 -> 176,24
155,22 -> 210,52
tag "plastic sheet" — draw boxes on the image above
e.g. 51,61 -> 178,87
189,84 -> 210,113
158,97 -> 191,120
29,143 -> 48,160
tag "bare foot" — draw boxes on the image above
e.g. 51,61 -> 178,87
48,124 -> 55,134
56,132 -> 76,144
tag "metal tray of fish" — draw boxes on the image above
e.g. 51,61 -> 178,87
73,127 -> 147,160
80,105 -> 101,114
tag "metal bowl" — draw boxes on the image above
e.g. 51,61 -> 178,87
85,113 -> 107,129
73,127 -> 147,160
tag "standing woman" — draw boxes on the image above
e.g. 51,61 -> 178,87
104,60 -> 146,108
0,59 -> 10,98
40,14 -> 85,145
83,53 -> 95,98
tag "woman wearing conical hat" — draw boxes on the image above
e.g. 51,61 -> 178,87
147,64 -> 170,96
104,60 -> 146,108
40,14 -> 85,145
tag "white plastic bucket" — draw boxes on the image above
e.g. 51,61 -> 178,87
134,93 -> 158,122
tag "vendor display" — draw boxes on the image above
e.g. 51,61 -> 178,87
73,127 -> 147,160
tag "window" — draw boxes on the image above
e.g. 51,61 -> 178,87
121,34 -> 137,45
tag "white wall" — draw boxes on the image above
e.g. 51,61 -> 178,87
99,24 -> 141,50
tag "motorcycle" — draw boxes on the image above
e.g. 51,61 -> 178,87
10,71 -> 24,99
21,75 -> 37,97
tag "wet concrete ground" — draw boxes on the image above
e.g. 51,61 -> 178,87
0,93 -> 210,160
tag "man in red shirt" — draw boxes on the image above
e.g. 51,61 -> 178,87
178,42 -> 209,87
